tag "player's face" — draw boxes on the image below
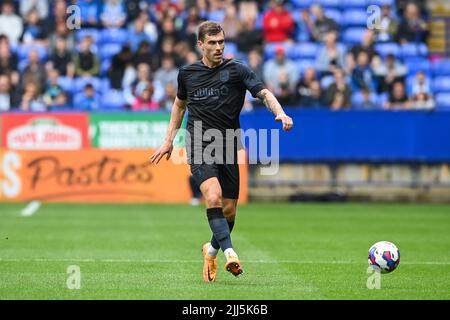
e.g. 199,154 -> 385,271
199,32 -> 225,65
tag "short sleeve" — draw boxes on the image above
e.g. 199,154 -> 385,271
176,70 -> 187,100
237,63 -> 265,98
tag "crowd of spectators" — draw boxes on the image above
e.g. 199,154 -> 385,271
0,0 -> 444,113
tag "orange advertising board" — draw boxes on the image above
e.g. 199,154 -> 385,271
0,149 -> 248,203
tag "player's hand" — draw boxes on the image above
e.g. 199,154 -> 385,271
275,113 -> 293,131
150,142 -> 173,164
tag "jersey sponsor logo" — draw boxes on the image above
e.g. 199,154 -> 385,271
191,85 -> 229,101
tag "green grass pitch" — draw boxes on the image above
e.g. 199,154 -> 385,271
0,202 -> 449,300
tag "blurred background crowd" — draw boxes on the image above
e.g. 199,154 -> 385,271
0,0 -> 447,113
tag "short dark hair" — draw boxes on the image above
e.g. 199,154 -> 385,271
197,21 -> 224,42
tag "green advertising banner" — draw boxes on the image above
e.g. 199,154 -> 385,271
90,113 -> 185,149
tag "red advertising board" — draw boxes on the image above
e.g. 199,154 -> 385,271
1,113 -> 90,150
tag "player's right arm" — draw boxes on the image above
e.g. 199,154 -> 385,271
149,96 -> 187,164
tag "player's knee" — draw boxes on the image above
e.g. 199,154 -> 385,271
223,204 -> 236,221
206,192 -> 222,208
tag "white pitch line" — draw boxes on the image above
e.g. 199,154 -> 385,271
0,258 -> 449,266
20,201 -> 42,217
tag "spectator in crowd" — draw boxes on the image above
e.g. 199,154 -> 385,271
0,74 -> 19,111
78,0 -> 101,28
247,49 -> 264,85
296,67 -> 317,105
154,56 -> 178,91
295,9 -> 313,42
384,81 -> 411,109
157,18 -> 181,54
356,87 -> 378,109
326,68 -> 352,110
411,92 -> 435,110
263,46 -> 299,98
133,41 -> 159,72
181,6 -> 206,49
21,49 -> 46,90
350,30 -> 378,64
125,62 -> 152,105
316,32 -> 345,77
0,36 -> 19,81
21,8 -> 49,45
410,70 -> 431,96
129,16 -> 152,53
396,2 -> 429,44
300,80 -> 326,108
48,92 -> 69,111
374,4 -> 398,42
373,53 -> 407,93
160,82 -> 177,111
19,81 -> 46,111
48,37 -> 75,78
50,0 -> 68,28
222,4 -> 241,44
262,0 -> 294,43
134,11 -> 159,49
351,51 -> 376,91
109,44 -> 134,89
74,35 -> 99,77
309,4 -> 338,42
238,0 -> 259,22
100,0 -> 127,28
43,68 -> 67,109
49,20 -> 76,54
154,0 -> 180,22
74,83 -> 100,111
236,17 -> 263,54
0,0 -> 23,46
125,0 -> 144,24
131,82 -> 159,111
20,0 -> 48,20
101,0 -> 127,29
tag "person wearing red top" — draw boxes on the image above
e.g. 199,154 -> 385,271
262,0 -> 294,43
131,82 -> 160,111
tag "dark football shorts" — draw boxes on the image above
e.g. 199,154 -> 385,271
190,162 -> 240,199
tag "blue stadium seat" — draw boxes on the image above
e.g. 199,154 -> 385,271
74,77 -> 101,93
377,93 -> 389,107
432,59 -> 450,76
224,42 -> 238,58
404,58 -> 431,76
100,89 -> 127,110
291,0 -> 313,8
317,0 -> 340,8
76,28 -> 100,43
58,77 -> 74,93
369,0 -> 394,6
374,42 -> 400,57
100,28 -> 129,45
343,28 -> 366,44
400,43 -> 428,58
207,10 -> 225,23
17,44 -> 48,61
320,75 -> 334,89
343,9 -> 368,27
296,59 -> 315,75
292,42 -> 318,59
100,59 -> 112,76
351,90 -> 378,108
324,9 -> 342,25
99,43 -> 122,60
433,77 -> 450,93
341,0 -> 367,8
435,93 -> 450,110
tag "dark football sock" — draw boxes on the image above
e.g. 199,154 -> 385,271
210,219 -> 234,250
206,207 -> 232,252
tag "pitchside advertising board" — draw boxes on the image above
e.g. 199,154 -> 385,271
0,113 -> 248,203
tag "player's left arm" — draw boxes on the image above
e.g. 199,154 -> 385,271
256,88 -> 294,131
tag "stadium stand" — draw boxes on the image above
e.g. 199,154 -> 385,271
0,0 -> 446,112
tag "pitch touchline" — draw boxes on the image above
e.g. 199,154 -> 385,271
0,258 -> 449,265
